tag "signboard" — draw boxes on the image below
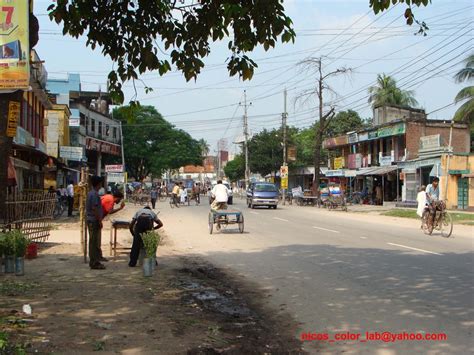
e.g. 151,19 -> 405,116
368,131 -> 378,140
380,156 -> 392,166
281,177 -> 288,189
69,118 -> 80,127
59,146 -> 85,161
323,135 -> 348,148
280,165 -> 288,179
377,123 -> 405,138
86,137 -> 121,156
292,186 -> 303,197
358,132 -> 369,142
355,154 -> 362,169
348,132 -> 358,144
105,164 -> 124,173
6,101 -> 20,137
348,154 -> 362,169
420,134 -> 441,150
287,146 -> 297,162
334,157 -> 345,170
325,170 -> 345,177
107,172 -> 125,183
0,1 -> 29,90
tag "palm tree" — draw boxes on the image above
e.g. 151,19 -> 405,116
197,138 -> 210,158
368,74 -> 419,108
453,54 -> 474,123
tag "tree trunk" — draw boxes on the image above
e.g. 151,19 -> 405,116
0,91 -> 22,223
313,124 -> 324,196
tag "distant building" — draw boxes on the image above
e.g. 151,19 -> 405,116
47,74 -> 122,177
321,104 -> 471,208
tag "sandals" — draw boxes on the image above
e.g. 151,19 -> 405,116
90,263 -> 106,270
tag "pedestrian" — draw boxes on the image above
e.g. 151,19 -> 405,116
416,185 -> 427,223
66,181 -> 74,217
86,176 -> 106,270
100,190 -> 125,262
128,206 -> 163,267
150,188 -> 158,209
180,184 -> 188,204
171,182 -> 180,205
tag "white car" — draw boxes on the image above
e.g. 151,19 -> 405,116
209,181 -> 233,205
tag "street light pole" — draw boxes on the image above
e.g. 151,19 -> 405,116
282,88 -> 288,205
243,90 -> 250,187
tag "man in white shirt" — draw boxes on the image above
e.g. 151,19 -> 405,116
211,180 -> 229,210
66,181 -> 74,217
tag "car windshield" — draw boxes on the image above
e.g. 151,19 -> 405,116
254,184 -> 277,192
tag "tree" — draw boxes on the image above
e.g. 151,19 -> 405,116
370,0 -> 431,33
326,110 -> 370,137
453,54 -> 474,123
368,74 -> 418,109
48,0 -> 296,103
248,128 -> 283,177
224,155 -> 245,182
296,57 -> 350,194
197,138 -> 210,158
114,105 -> 202,181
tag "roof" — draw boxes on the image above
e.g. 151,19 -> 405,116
356,165 -> 398,176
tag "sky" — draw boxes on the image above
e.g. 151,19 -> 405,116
34,0 -> 473,156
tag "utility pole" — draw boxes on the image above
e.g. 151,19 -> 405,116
119,120 -> 127,200
243,90 -> 250,188
217,141 -> 221,179
444,121 -> 454,203
282,88 -> 288,205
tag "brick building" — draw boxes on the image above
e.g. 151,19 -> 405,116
322,105 -> 471,206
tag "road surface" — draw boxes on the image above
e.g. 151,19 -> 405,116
158,197 -> 473,354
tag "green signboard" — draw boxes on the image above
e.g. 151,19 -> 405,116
377,123 -> 405,138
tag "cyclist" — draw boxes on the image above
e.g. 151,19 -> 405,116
210,180 -> 229,210
425,177 -> 441,226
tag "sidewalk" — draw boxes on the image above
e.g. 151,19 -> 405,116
0,205 -> 302,354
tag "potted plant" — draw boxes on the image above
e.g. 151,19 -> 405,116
3,231 -> 16,273
12,230 -> 28,276
141,231 -> 160,277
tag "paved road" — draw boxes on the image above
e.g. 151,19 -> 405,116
159,197 -> 474,354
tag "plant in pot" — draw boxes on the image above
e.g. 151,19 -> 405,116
141,231 -> 160,277
3,231 -> 16,273
12,230 -> 28,276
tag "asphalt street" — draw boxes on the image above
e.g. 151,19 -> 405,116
159,197 -> 474,354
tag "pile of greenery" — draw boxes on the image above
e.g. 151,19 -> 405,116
0,230 -> 29,257
142,231 -> 161,258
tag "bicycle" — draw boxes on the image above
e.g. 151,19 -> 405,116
421,201 -> 453,238
53,197 -> 68,219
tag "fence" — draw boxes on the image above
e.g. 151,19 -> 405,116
2,189 -> 56,243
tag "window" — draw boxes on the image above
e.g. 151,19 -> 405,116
98,121 -> 102,136
91,119 -> 95,132
113,127 -> 117,139
105,124 -> 110,136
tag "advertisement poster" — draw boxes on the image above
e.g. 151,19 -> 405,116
0,1 -> 29,90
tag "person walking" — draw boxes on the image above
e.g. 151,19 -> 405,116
66,181 -> 74,217
150,188 -> 158,209
128,206 -> 163,267
86,176 -> 105,270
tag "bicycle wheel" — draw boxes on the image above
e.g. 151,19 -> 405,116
208,212 -> 214,234
238,214 -> 244,233
440,212 -> 453,238
421,210 -> 433,235
169,198 -> 174,209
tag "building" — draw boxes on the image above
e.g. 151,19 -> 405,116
47,74 -> 122,177
322,105 -> 470,206
9,50 -> 52,190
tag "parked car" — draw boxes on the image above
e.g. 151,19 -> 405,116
246,182 -> 279,209
208,181 -> 233,205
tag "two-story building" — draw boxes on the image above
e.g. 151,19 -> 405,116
9,50 -> 52,190
322,105 -> 471,207
47,74 -> 122,177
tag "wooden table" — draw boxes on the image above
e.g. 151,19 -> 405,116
109,220 -> 131,257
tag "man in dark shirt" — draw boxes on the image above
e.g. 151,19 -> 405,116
86,176 -> 105,270
128,206 -> 163,267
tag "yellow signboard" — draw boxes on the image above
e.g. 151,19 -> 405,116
6,100 -> 20,137
280,165 -> 288,179
334,157 -> 345,170
0,1 -> 30,90
281,177 -> 288,189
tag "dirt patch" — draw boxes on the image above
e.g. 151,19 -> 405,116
0,237 -> 303,354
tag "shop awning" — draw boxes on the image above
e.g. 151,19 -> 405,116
356,165 -> 398,176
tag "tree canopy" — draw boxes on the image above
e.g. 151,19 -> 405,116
48,0 -> 295,104
114,105 -> 202,181
368,74 -> 418,109
224,154 -> 245,182
247,128 -> 283,177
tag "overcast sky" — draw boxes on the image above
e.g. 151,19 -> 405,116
34,0 -> 473,155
